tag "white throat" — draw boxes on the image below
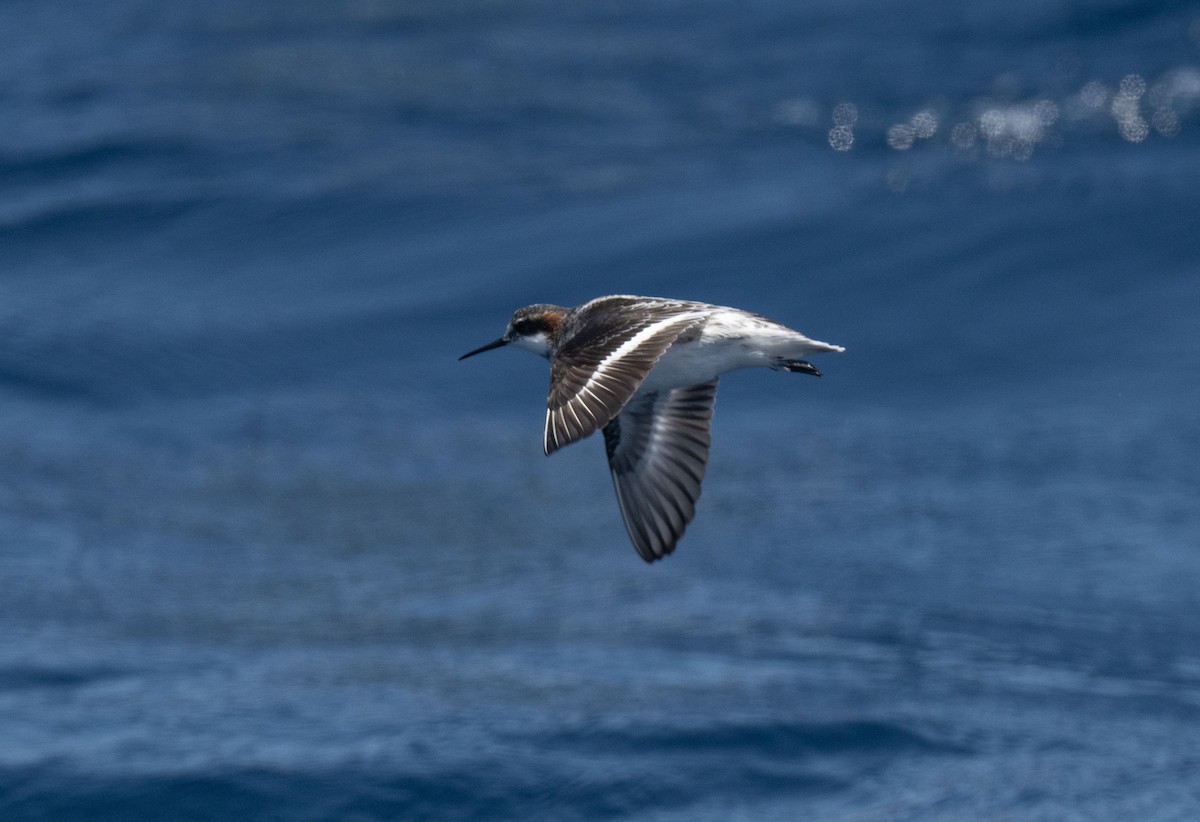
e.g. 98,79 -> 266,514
510,331 -> 553,359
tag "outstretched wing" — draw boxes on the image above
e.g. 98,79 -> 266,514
544,311 -> 704,455
602,380 -> 718,562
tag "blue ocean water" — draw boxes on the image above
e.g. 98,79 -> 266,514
3,1 -> 1200,819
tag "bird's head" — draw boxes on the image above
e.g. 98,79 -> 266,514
459,304 -> 568,361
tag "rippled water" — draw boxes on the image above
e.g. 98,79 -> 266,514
2,2 -> 1200,820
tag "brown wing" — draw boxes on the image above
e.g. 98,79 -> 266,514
602,380 -> 718,562
544,311 -> 704,455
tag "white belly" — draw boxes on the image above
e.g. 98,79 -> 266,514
637,314 -> 835,393
638,337 -> 761,391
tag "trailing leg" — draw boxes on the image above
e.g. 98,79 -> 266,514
773,359 -> 822,377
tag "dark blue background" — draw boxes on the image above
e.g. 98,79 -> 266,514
3,2 -> 1200,819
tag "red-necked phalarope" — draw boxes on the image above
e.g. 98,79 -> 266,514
460,295 -> 844,562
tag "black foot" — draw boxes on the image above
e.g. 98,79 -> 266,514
781,359 -> 822,377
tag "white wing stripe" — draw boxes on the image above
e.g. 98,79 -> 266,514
588,312 -> 705,385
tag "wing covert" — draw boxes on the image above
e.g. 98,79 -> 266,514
544,312 -> 704,454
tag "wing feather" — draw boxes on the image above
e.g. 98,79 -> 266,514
544,310 -> 705,455
602,380 -> 718,561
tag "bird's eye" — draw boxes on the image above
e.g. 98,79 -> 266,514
513,319 -> 534,335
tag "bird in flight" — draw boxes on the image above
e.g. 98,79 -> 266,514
460,295 -> 843,562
